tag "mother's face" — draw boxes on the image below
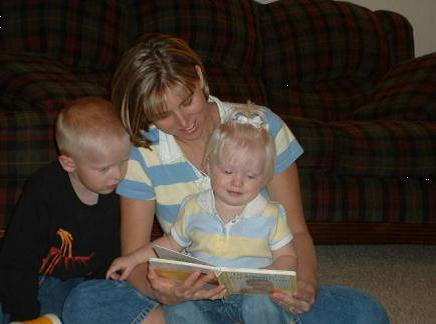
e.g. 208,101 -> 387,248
153,81 -> 209,143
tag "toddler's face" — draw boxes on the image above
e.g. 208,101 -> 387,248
210,144 -> 266,208
74,137 -> 132,195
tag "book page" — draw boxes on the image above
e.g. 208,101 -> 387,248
219,268 -> 297,296
153,245 -> 214,266
149,258 -> 220,288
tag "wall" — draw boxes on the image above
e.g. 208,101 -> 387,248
255,0 -> 436,57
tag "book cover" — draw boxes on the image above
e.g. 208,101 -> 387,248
150,245 -> 297,296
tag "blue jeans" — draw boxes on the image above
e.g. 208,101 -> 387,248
162,286 -> 389,324
62,280 -> 160,324
62,280 -> 389,324
162,295 -> 292,324
0,276 -> 84,323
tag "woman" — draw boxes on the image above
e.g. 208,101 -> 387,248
63,33 -> 389,324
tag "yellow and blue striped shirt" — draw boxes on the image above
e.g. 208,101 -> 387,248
171,190 -> 293,268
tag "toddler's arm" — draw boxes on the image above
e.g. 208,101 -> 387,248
264,242 -> 298,271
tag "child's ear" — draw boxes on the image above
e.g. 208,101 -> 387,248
58,154 -> 76,173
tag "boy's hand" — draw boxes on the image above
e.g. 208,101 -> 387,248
270,279 -> 316,314
106,255 -> 137,281
147,266 -> 226,304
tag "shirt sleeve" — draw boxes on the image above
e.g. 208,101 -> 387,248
170,197 -> 192,248
263,107 -> 304,174
269,203 -> 293,251
0,177 -> 47,320
116,146 -> 156,200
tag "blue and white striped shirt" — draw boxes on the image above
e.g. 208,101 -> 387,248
117,96 -> 304,233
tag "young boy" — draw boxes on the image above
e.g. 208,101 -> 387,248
107,104 -> 297,323
0,97 -> 132,323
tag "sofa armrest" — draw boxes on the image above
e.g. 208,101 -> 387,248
374,10 -> 415,67
351,53 -> 436,121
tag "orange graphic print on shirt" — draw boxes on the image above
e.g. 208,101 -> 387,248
39,228 -> 94,275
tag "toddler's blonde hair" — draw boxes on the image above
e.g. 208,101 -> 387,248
204,102 -> 276,186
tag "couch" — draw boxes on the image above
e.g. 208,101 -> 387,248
1,0 -> 435,244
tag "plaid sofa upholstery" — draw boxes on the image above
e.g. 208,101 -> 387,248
0,0 -> 435,243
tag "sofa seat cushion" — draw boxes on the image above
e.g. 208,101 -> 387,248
300,173 -> 435,223
333,120 -> 436,177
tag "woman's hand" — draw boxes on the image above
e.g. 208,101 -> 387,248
271,279 -> 317,314
147,266 -> 226,304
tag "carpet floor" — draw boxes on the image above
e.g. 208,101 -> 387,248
316,244 -> 436,324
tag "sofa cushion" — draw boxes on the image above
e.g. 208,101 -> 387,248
333,120 -> 436,177
0,52 -> 108,180
130,0 -> 263,76
265,77 -> 375,121
280,116 -> 335,172
351,53 -> 436,121
300,173 -> 435,223
261,0 -> 390,120
0,0 -> 130,70
0,52 -> 109,234
206,63 -> 267,106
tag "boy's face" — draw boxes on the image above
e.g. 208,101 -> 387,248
69,137 -> 131,195
210,144 -> 266,208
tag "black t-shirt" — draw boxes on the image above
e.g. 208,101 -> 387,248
0,160 -> 121,320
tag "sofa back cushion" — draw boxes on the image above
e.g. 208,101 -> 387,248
261,0 -> 390,120
129,0 -> 267,105
0,0 -> 130,71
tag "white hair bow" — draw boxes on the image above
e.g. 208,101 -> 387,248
232,112 -> 265,129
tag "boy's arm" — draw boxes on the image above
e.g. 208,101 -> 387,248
0,179 -> 47,320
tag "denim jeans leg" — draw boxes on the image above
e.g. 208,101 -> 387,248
163,298 -> 241,324
62,279 -> 160,324
38,276 -> 85,319
0,304 -> 11,324
295,285 -> 390,324
240,295 -> 293,324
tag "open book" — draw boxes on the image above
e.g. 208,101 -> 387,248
149,245 -> 297,296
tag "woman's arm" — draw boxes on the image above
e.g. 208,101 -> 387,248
121,196 -> 226,303
120,196 -> 156,296
267,163 -> 317,312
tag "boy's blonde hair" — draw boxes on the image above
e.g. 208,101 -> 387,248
111,33 -> 209,148
204,102 -> 276,186
56,97 -> 130,159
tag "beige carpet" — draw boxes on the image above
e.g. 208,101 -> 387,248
315,244 -> 436,324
